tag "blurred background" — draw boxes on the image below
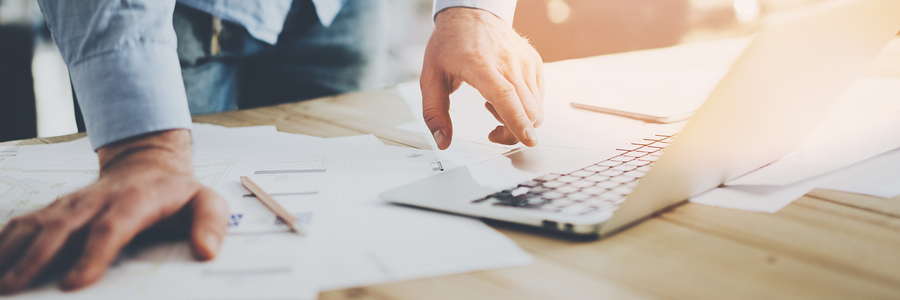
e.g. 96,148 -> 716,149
0,0 -> 830,142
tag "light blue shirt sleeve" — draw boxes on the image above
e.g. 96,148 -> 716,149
433,0 -> 518,26
37,0 -> 192,150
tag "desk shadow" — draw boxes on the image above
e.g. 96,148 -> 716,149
481,219 -> 600,243
29,220 -> 192,291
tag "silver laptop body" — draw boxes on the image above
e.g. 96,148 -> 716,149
381,0 -> 900,236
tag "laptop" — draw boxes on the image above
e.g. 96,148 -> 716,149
381,0 -> 900,237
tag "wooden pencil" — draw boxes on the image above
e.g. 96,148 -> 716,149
240,176 -> 308,236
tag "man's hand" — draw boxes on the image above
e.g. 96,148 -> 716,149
0,129 -> 228,293
422,7 -> 545,150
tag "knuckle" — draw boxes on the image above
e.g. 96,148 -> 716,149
41,217 -> 69,232
90,220 -> 117,238
18,253 -> 42,269
525,105 -> 543,119
465,51 -> 490,63
513,112 -> 532,124
9,214 -> 38,228
491,84 -> 518,100
112,185 -> 147,201
520,62 -> 535,76
466,54 -> 496,71
422,107 -> 446,124
530,48 -> 542,62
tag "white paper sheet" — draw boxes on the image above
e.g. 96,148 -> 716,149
689,179 -> 822,214
212,150 -> 348,234
3,125 -> 536,299
14,137 -> 93,157
728,77 -> 900,186
814,147 -> 900,198
0,154 -> 318,300
311,203 -> 533,291
311,144 -> 533,290
10,233 -> 317,300
568,67 -> 728,118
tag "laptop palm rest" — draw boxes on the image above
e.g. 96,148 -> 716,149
381,146 -> 600,211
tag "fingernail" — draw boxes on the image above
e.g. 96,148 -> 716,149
432,130 -> 444,147
524,127 -> 538,145
205,233 -> 220,255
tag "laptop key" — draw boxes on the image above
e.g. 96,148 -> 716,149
542,181 -> 567,188
609,156 -> 633,162
542,191 -> 566,200
527,187 -> 552,195
598,170 -> 624,177
583,197 -> 605,206
597,160 -> 622,167
585,174 -> 611,182
597,181 -> 620,189
610,176 -> 635,183
611,186 -> 633,195
595,201 -> 616,210
584,165 -> 610,172
625,160 -> 650,167
510,187 -> 530,197
634,146 -> 656,153
491,190 -> 514,200
557,175 -> 581,183
569,170 -> 595,177
582,187 -> 606,195
496,193 -> 542,207
526,197 -> 549,206
627,170 -> 647,178
518,181 -> 541,188
570,180 -> 596,188
612,165 -> 635,172
623,152 -> 647,158
639,155 -> 660,162
566,192 -> 591,201
546,198 -> 573,208
556,185 -> 581,194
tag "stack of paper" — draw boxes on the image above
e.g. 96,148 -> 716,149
0,124 -> 532,299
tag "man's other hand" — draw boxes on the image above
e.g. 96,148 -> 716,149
421,7 -> 545,150
0,129 -> 228,293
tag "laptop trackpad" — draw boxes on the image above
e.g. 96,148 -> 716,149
381,146 -> 600,207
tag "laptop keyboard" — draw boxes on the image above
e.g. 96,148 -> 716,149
471,134 -> 675,216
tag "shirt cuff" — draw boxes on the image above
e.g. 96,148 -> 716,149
433,0 -> 517,27
69,44 -> 193,150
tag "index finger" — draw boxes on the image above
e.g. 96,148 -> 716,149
464,66 -> 538,146
59,201 -> 151,290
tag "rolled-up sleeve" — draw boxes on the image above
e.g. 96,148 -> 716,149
433,0 -> 518,26
38,0 -> 192,150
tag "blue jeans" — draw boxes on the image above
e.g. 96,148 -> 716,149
173,0 -> 387,115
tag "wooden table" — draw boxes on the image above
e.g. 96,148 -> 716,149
8,40 -> 900,300
198,90 -> 900,300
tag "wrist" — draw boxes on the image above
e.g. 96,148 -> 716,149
96,129 -> 193,175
